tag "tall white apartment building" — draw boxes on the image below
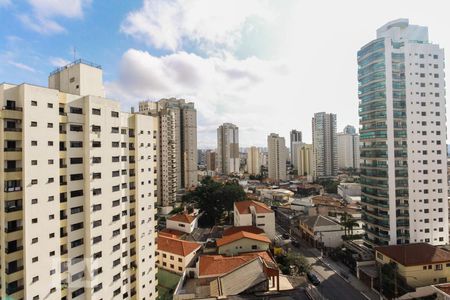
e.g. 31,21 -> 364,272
312,112 -> 338,179
267,133 -> 287,182
359,19 -> 448,246
337,125 -> 360,169
293,144 -> 313,177
246,146 -> 260,175
290,129 -> 302,162
0,60 -> 158,299
139,98 -> 197,210
217,123 -> 239,174
291,142 -> 305,172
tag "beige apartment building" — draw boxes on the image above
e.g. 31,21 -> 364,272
217,123 -> 240,175
246,146 -> 260,175
139,98 -> 197,211
0,60 -> 158,300
267,133 -> 287,182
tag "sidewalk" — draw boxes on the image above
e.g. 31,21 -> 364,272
313,249 -> 379,300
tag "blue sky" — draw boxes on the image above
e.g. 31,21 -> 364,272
1,0 -> 450,147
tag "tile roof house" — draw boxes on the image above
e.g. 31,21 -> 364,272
375,243 -> 450,288
216,231 -> 270,255
223,226 -> 265,236
166,213 -> 198,234
234,201 -> 275,240
299,215 -> 345,248
156,235 -> 201,274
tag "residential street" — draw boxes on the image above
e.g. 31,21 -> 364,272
275,224 -> 368,300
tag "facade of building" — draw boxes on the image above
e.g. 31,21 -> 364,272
166,213 -> 198,234
139,98 -> 198,210
299,215 -> 345,248
156,235 -> 201,275
337,126 -> 360,169
359,19 -> 448,246
298,144 -> 314,177
205,150 -> 216,172
246,146 -> 261,175
291,142 -> 305,173
217,123 -> 240,174
290,129 -> 302,162
375,243 -> 450,288
312,112 -> 338,178
267,133 -> 287,182
234,201 -> 276,240
0,60 -> 158,299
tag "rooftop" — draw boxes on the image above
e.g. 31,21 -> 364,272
376,243 -> 450,266
235,200 -> 273,214
49,59 -> 102,76
168,213 -> 196,224
157,235 -> 201,257
301,215 -> 341,229
223,226 -> 265,236
159,228 -> 186,238
216,230 -> 270,247
198,251 -> 277,277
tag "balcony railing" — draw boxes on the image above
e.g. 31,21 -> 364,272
5,205 -> 22,213
5,226 -> 23,233
4,168 -> 22,172
6,284 -> 24,295
3,106 -> 23,111
4,147 -> 22,152
5,245 -> 23,254
4,127 -> 22,132
5,265 -> 24,274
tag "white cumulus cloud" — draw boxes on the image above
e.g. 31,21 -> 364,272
120,0 -> 274,53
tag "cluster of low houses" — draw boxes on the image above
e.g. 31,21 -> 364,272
156,200 -> 281,299
157,181 -> 450,299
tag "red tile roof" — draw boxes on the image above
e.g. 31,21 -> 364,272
435,283 -> 450,296
216,230 -> 270,247
157,235 -> 201,257
159,228 -> 185,238
223,226 -> 265,236
376,243 -> 450,266
168,213 -> 196,224
198,251 -> 277,277
234,200 -> 273,214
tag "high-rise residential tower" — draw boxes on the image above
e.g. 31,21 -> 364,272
267,133 -> 287,181
337,125 -> 360,170
290,129 -> 302,162
0,60 -> 158,299
139,98 -> 198,209
359,19 -> 448,246
312,112 -> 338,178
205,150 -> 216,172
216,123 -> 239,174
291,142 -> 305,173
246,146 -> 261,175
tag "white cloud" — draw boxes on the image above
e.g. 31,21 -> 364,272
19,0 -> 90,34
49,56 -> 70,67
8,60 -> 36,73
106,49 -> 298,147
120,0 -> 274,53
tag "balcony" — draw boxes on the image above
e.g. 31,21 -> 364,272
4,147 -> 22,152
4,127 -> 22,132
5,245 -> 23,254
5,265 -> 24,275
5,225 -> 23,233
5,205 -> 22,213
3,105 -> 22,111
6,284 -> 24,295
4,167 -> 22,172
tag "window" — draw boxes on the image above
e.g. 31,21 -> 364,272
32,275 -> 39,283
70,157 -> 83,164
48,159 -> 54,164
70,124 -> 83,132
93,157 -> 101,164
71,222 -> 84,231
31,121 -> 37,127
93,188 -> 102,196
92,108 -> 101,115
47,103 -> 53,108
31,100 -> 37,106
31,140 -> 37,146
70,173 -> 83,181
93,220 -> 102,227
32,237 -> 38,243
93,204 -> 101,211
93,236 -> 102,244
92,141 -> 101,148
92,125 -> 101,132
69,107 -> 82,114
112,170 -> 120,177
436,264 -> 443,270
93,172 -> 101,179
70,190 -> 84,197
111,111 -> 119,117
47,123 -> 53,128
112,141 -> 119,148
71,206 -> 83,214
70,141 -> 83,148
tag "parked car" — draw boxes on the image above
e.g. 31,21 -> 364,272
282,233 -> 290,240
307,272 -> 320,286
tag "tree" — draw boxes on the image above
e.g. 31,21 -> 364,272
286,252 -> 311,274
341,212 -> 359,237
182,176 -> 246,226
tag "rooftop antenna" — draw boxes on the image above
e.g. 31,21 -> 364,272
73,47 -> 77,61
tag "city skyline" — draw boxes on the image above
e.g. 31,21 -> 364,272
1,1 -> 450,147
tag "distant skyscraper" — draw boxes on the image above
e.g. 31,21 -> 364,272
139,98 -> 198,209
247,146 -> 261,175
359,19 -> 448,246
267,133 -> 287,181
298,144 -> 314,177
205,150 -> 216,172
1,60 -> 158,299
291,141 -> 305,172
290,129 -> 302,162
312,112 -> 337,178
343,125 -> 356,135
337,125 -> 360,169
217,123 -> 240,174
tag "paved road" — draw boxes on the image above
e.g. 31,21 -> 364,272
275,224 -> 366,300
